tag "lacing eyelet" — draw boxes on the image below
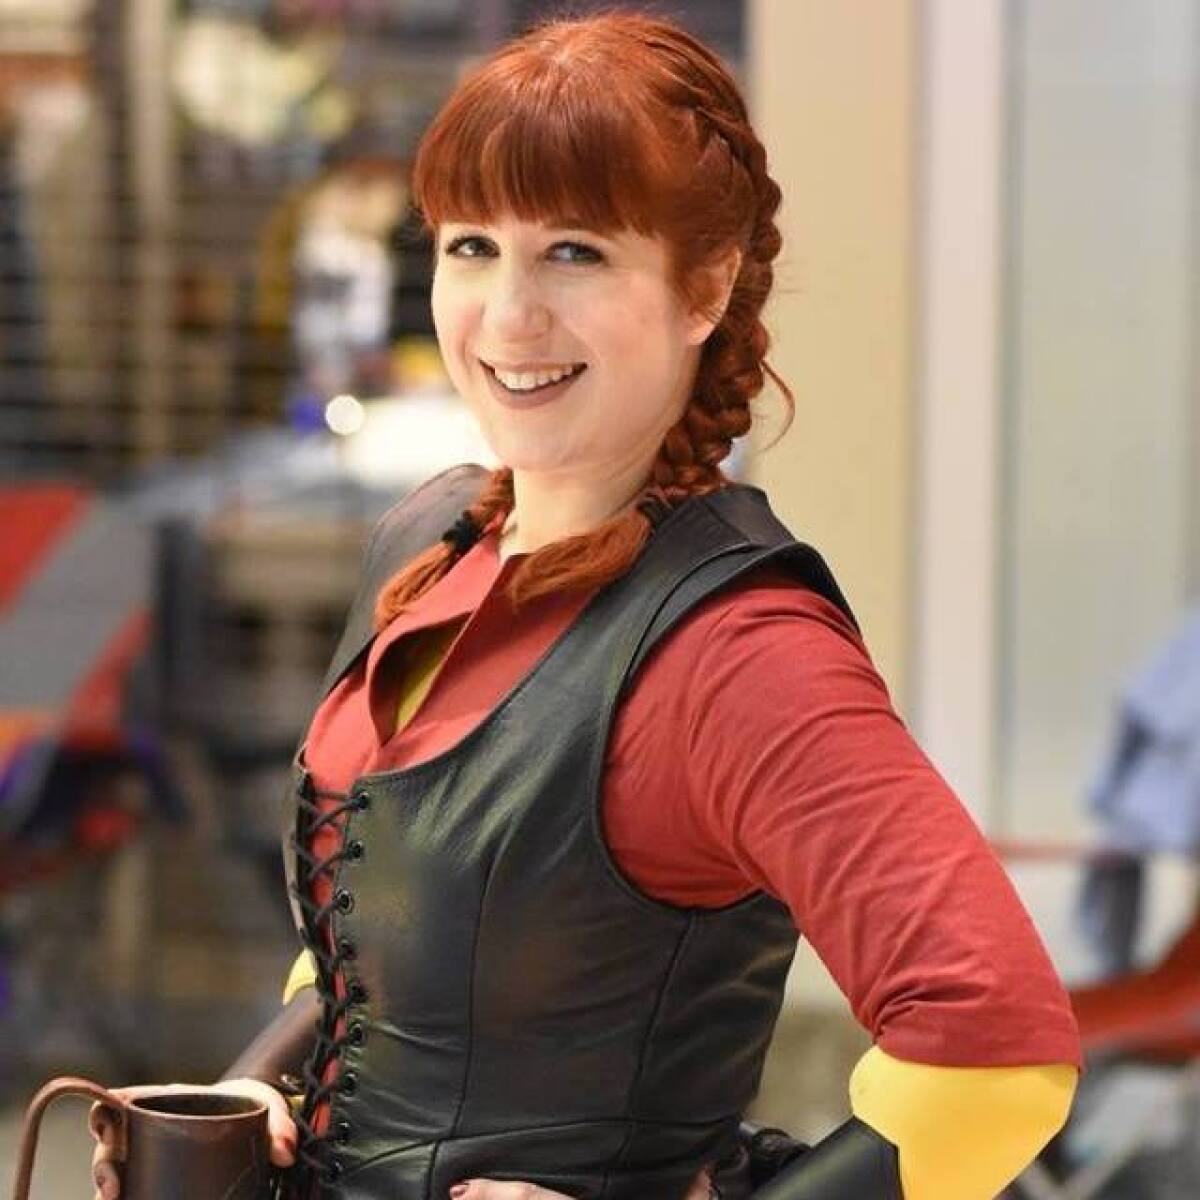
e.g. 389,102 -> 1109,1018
293,781 -> 373,1173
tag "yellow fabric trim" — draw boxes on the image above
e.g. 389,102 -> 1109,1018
394,622 -> 463,734
849,1046 -> 1077,1200
282,949 -> 317,1004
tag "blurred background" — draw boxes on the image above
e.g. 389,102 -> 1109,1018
1,1 -> 1198,1196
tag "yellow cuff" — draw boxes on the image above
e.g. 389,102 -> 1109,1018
849,1046 -> 1077,1200
282,949 -> 317,1004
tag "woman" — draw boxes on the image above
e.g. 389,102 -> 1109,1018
93,12 -> 1080,1200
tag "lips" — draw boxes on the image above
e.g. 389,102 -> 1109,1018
479,360 -> 587,410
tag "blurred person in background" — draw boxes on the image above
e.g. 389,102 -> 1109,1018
92,11 -> 1080,1200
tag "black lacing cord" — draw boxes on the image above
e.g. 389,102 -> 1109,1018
287,783 -> 365,1187
441,511 -> 481,556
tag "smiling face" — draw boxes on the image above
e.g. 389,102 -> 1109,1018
430,217 -> 715,484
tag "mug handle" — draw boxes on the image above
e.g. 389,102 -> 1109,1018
11,1076 -> 127,1200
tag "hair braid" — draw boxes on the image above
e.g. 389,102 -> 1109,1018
373,468 -> 514,629
647,106 -> 789,506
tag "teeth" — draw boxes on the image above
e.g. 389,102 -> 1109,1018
492,364 -> 580,391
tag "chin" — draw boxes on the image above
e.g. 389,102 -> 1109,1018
484,444 -> 579,475
471,423 -> 568,473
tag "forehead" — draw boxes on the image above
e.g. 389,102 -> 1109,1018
439,213 -> 615,235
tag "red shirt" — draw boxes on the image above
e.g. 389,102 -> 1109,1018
302,530 -> 1081,1070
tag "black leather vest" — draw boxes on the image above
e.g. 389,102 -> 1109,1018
283,467 -> 857,1200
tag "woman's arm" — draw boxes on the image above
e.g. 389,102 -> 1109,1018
220,971 -> 320,1091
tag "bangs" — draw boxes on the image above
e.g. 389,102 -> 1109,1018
412,56 -> 680,236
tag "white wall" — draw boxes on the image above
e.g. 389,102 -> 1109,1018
912,0 -> 1006,829
997,0 -> 1200,979
1000,0 -> 1199,840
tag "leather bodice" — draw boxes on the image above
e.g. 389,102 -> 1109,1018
283,470 -> 857,1200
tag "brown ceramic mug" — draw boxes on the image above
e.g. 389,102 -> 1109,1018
11,1076 -> 273,1200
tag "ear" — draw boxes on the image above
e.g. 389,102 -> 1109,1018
685,247 -> 743,345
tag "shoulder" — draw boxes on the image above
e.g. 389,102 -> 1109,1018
619,562 -> 897,765
652,563 -> 881,687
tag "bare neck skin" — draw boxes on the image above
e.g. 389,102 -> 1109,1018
498,450 -> 657,562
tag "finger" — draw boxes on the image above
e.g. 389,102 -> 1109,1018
267,1111 -> 297,1169
87,1105 -> 122,1155
262,1093 -> 297,1163
451,1180 -> 573,1200
93,1158 -> 120,1200
683,1166 -> 713,1200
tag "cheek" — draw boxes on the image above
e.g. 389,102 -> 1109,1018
597,292 -> 696,386
430,277 -> 455,343
590,284 -> 682,360
431,285 -> 474,378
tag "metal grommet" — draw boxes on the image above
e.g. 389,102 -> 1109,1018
352,789 -> 371,811
338,936 -> 357,960
345,839 -> 365,862
346,1021 -> 366,1047
339,1071 -> 358,1096
334,1120 -> 352,1145
334,888 -> 355,914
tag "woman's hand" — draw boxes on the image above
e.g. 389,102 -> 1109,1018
88,1078 -> 296,1200
448,1166 -> 712,1200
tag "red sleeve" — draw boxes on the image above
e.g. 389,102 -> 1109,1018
604,570 -> 1082,1069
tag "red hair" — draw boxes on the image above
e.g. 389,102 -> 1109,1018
375,10 -> 790,626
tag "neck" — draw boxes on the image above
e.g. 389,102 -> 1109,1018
500,459 -> 653,560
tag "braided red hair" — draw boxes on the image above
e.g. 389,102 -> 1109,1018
374,10 -> 790,627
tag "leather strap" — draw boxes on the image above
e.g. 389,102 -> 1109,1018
750,1118 -> 903,1199
738,1122 -> 810,1189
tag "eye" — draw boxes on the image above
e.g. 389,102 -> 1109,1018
443,234 -> 496,258
548,241 -> 604,264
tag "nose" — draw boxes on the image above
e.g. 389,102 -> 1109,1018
483,264 -> 552,343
